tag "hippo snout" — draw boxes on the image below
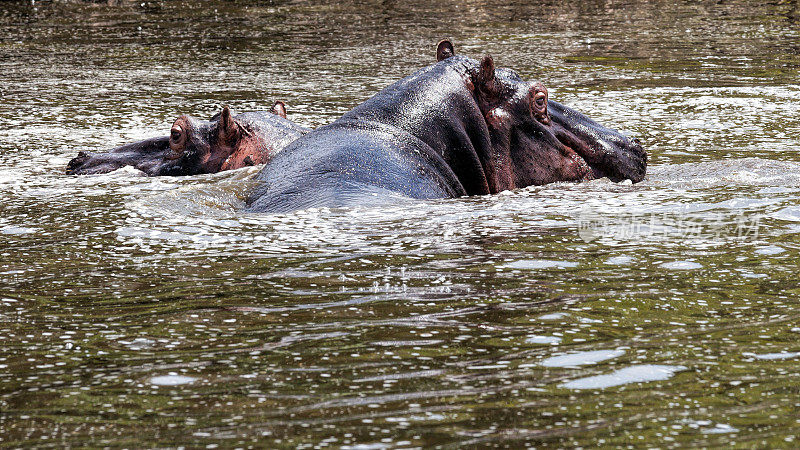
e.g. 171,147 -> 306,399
621,135 -> 648,183
65,151 -> 94,175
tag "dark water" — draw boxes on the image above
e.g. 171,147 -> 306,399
2,0 -> 800,447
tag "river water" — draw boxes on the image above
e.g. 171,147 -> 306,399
2,0 -> 800,447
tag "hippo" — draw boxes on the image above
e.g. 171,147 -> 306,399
245,40 -> 646,213
65,102 -> 309,176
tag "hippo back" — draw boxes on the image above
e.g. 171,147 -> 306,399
246,121 -> 463,213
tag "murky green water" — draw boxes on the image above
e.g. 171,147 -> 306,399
2,0 -> 800,447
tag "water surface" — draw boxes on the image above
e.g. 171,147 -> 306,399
2,0 -> 800,447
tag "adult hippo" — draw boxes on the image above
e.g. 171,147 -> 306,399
246,41 -> 646,213
65,102 -> 309,176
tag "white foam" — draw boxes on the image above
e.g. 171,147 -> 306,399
560,364 -> 686,389
773,207 -> 800,222
526,335 -> 562,345
503,260 -> 578,270
740,272 -> 768,279
538,312 -> 569,321
1,226 -> 38,235
605,255 -> 634,265
754,245 -> 785,255
701,424 -> 739,434
747,352 -> 800,360
660,261 -> 702,270
541,349 -> 625,368
149,374 -> 196,386
108,165 -> 147,177
119,337 -> 156,350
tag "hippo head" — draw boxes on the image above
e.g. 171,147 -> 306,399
65,102 -> 289,176
438,40 -> 647,190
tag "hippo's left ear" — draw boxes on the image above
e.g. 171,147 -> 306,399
219,105 -> 239,143
218,105 -> 250,143
473,55 -> 500,97
270,101 -> 287,119
436,39 -> 455,61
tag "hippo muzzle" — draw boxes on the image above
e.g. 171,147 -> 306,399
65,136 -> 171,176
548,100 -> 647,183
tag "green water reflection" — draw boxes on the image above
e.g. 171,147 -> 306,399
2,0 -> 800,447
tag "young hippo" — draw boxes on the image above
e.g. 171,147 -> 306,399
65,102 -> 309,176
245,41 -> 646,213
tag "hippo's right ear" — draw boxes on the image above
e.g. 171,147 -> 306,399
270,101 -> 287,119
436,39 -> 455,62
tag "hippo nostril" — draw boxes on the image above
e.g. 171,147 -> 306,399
619,132 -> 642,147
66,157 -> 84,174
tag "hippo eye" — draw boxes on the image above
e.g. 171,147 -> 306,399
166,124 -> 186,160
170,126 -> 182,143
530,83 -> 549,123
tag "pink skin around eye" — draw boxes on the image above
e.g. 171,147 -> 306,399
530,86 -> 549,123
170,125 -> 182,142
165,125 -> 185,160
533,92 -> 547,113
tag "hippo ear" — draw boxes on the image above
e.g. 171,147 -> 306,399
218,105 -> 241,143
474,55 -> 499,97
436,39 -> 455,61
270,101 -> 287,119
478,55 -> 495,84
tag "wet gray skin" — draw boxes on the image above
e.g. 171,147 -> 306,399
65,103 -> 309,176
246,41 -> 646,213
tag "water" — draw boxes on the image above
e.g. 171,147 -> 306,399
2,0 -> 800,447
